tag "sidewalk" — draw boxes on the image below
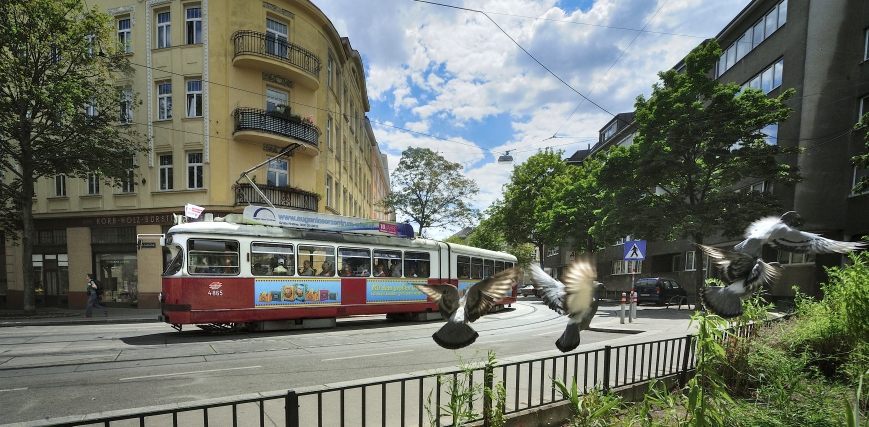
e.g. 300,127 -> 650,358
0,307 -> 161,328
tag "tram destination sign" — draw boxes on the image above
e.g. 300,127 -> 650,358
242,206 -> 415,238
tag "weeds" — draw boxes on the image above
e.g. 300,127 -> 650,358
424,350 -> 507,427
553,378 -> 623,427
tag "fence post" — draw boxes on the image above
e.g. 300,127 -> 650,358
678,334 -> 694,387
286,390 -> 299,427
483,364 -> 494,427
602,346 -> 612,393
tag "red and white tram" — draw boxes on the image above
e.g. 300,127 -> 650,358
159,209 -> 517,331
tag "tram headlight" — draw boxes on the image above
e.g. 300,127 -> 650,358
158,292 -> 165,303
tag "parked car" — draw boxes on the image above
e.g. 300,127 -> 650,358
518,284 -> 538,297
633,277 -> 687,306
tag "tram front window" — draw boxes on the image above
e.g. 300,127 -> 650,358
187,239 -> 239,275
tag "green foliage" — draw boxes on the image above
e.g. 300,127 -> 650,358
594,39 -> 799,248
823,250 -> 869,343
424,351 -> 507,427
843,369 -> 869,427
685,313 -> 733,427
376,147 -> 479,238
552,379 -> 623,427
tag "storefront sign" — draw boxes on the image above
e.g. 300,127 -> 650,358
36,213 -> 176,229
140,242 -> 156,248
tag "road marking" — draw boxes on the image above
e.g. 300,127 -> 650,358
322,350 -> 412,362
0,387 -> 28,393
535,330 -> 562,336
120,366 -> 261,381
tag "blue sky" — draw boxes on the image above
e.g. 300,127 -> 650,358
313,0 -> 752,238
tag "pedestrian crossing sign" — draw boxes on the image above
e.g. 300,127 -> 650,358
624,240 -> 646,260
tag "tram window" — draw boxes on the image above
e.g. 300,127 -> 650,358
471,257 -> 483,280
251,242 -> 293,276
506,261 -> 514,269
338,247 -> 371,277
495,260 -> 505,274
484,259 -> 495,278
404,251 -> 430,278
188,239 -> 239,275
163,245 -> 183,276
373,249 -> 400,277
298,245 -> 334,277
457,256 -> 471,279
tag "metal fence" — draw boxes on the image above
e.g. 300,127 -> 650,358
35,334 -> 698,427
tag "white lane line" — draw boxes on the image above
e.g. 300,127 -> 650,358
535,330 -> 562,336
321,350 -> 412,362
0,387 -> 28,392
120,366 -> 261,381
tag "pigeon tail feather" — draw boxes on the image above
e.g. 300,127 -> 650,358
700,286 -> 743,319
555,323 -> 581,353
432,322 -> 479,350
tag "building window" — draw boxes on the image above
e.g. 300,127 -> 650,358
777,251 -> 814,265
121,158 -> 135,193
762,123 -> 778,145
265,87 -> 288,112
860,94 -> 869,119
672,254 -> 681,272
325,174 -> 333,207
327,56 -> 333,87
718,0 -> 787,77
54,174 -> 66,197
185,7 -> 202,45
117,18 -> 132,53
326,115 -> 333,149
186,80 -> 202,117
156,11 -> 171,49
864,28 -> 869,61
335,182 -> 340,212
265,18 -> 288,57
120,88 -> 133,124
611,260 -> 641,275
85,99 -> 97,118
157,82 -> 172,120
744,59 -> 784,94
685,251 -> 696,271
159,154 -> 173,190
86,173 -> 100,195
267,157 -> 288,187
547,247 -> 559,257
187,152 -> 203,189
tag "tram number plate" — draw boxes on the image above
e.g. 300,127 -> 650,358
207,282 -> 223,296
208,289 -> 223,296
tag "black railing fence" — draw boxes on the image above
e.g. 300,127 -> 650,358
234,182 -> 319,212
232,107 -> 321,148
35,334 -> 703,427
231,30 -> 321,77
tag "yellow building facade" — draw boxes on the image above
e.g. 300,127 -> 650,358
2,0 -> 384,310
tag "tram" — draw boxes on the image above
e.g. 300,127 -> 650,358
158,206 -> 518,331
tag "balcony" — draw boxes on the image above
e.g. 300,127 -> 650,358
235,183 -> 319,212
232,30 -> 321,90
232,108 -> 320,156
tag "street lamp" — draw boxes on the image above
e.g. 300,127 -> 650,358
497,150 -> 513,164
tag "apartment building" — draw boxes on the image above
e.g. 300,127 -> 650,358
2,0 -> 384,310
551,0 -> 869,301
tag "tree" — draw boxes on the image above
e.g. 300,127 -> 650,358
488,148 -> 570,266
1,0 -> 148,315
377,147 -> 479,237
595,40 -> 800,293
541,155 -> 604,254
455,216 -> 538,268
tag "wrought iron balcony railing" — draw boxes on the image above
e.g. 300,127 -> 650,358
231,30 -> 321,77
234,183 -> 319,212
232,107 -> 320,147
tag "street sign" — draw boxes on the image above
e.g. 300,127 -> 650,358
623,240 -> 646,260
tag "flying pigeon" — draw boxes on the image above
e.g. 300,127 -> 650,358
414,267 -> 521,349
696,243 -> 782,319
734,211 -> 866,257
527,258 -> 603,352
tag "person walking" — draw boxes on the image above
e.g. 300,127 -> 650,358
85,273 -> 108,318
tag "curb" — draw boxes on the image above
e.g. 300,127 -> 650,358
0,317 -> 160,328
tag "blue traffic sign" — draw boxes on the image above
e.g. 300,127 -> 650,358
624,240 -> 646,260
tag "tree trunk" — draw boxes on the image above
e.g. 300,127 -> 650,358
21,165 -> 36,316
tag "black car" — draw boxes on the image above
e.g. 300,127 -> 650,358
633,277 -> 687,305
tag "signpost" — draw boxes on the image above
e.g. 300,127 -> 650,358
624,240 -> 646,320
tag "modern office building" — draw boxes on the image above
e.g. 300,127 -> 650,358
549,0 -> 868,301
1,0 -> 383,310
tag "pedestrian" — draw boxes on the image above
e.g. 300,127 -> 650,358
85,273 -> 108,318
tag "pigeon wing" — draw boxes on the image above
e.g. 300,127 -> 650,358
414,284 -> 460,320
464,267 -> 520,322
695,243 -> 755,283
734,216 -> 781,255
527,264 -> 567,314
766,225 -> 866,254
743,259 -> 782,295
559,257 -> 599,329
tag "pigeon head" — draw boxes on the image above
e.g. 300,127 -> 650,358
780,211 -> 803,227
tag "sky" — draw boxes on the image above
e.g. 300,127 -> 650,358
311,0 -> 752,238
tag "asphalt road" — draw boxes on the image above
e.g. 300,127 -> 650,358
0,298 -> 683,425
